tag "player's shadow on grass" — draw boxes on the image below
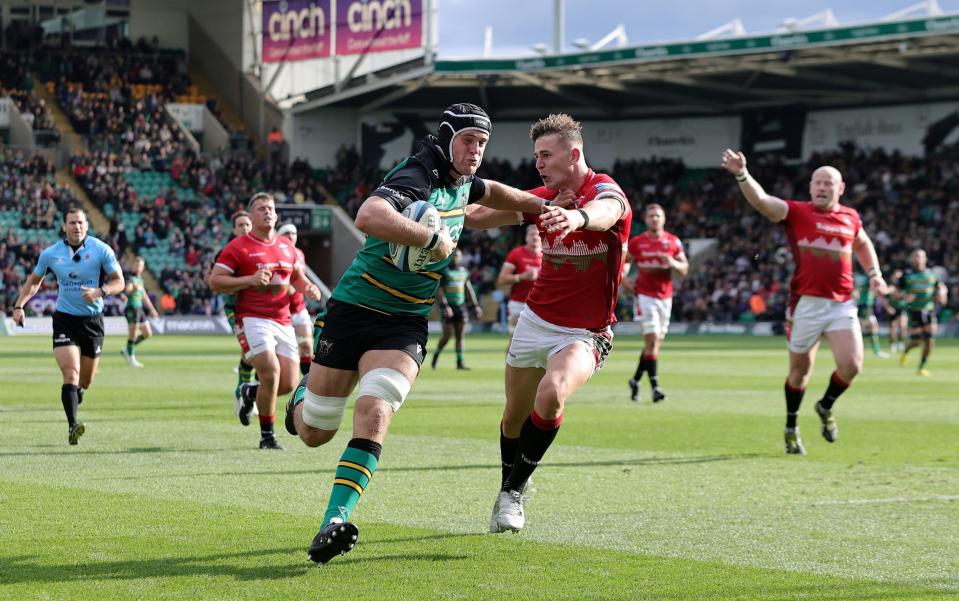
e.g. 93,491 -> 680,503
381,453 -> 764,473
3,549 -> 316,584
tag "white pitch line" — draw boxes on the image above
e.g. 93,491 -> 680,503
814,495 -> 959,506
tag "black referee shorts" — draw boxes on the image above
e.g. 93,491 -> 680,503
52,311 -> 105,358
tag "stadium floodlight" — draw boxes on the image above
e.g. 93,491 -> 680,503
881,0 -> 943,21
695,19 -> 746,41
530,43 -> 549,55
778,10 -> 839,32
573,38 -> 591,50
587,24 -> 628,51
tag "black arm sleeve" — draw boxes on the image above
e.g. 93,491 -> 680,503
467,176 -> 487,204
372,161 -> 433,212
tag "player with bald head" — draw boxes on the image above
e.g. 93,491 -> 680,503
722,150 -> 887,455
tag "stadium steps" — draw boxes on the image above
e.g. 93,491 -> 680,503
32,77 -> 85,157
186,63 -> 256,144
56,167 -> 110,235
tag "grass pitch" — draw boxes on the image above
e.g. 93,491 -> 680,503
1,333 -> 956,600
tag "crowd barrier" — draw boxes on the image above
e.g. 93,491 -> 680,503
4,316 -> 958,337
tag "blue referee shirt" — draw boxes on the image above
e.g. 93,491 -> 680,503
32,236 -> 121,316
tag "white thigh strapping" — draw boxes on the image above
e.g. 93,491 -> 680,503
302,390 -> 348,430
357,367 -> 412,413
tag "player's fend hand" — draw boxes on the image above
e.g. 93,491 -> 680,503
721,149 -> 747,175
12,307 -> 25,327
305,285 -> 322,301
539,205 -> 584,241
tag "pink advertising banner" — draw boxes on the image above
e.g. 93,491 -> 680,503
335,0 -> 423,56
262,0 -> 332,63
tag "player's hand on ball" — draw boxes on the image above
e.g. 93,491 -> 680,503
429,227 -> 454,262
250,268 -> 272,287
540,205 -> 582,240
721,149 -> 746,175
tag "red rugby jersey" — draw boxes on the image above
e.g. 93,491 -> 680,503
628,230 -> 684,299
781,200 -> 862,304
524,170 -> 632,329
503,245 -> 542,303
215,233 -> 297,325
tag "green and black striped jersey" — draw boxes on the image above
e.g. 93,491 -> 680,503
332,137 -> 486,316
901,269 -> 940,311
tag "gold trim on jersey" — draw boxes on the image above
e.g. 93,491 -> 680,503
437,207 -> 465,218
361,273 -> 435,304
379,255 -> 442,280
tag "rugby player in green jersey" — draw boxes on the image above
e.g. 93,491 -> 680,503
899,249 -> 948,375
431,249 -> 482,370
283,103 -> 566,564
120,256 -> 159,368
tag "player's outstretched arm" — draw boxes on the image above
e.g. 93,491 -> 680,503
721,149 -> 788,223
477,180 -> 552,213
464,204 -> 522,230
540,196 -> 625,241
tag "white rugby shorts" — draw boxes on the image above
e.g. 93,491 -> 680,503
240,316 -> 299,361
633,294 -> 671,338
291,307 -> 312,328
787,296 -> 860,354
506,307 -> 613,375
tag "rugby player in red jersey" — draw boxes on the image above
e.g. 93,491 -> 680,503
210,193 -> 322,449
277,223 -> 315,375
496,224 -> 543,333
721,149 -> 887,455
625,203 -> 688,403
479,114 -> 632,533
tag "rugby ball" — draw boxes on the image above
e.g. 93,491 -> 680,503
389,200 -> 441,272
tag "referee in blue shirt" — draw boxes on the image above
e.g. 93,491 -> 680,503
11,207 -> 124,445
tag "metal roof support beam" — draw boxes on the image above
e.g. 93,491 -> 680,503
510,71 -> 616,112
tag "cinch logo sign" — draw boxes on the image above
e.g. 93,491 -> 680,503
335,0 -> 422,55
345,0 -> 412,33
262,0 -> 332,62
267,2 -> 326,41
